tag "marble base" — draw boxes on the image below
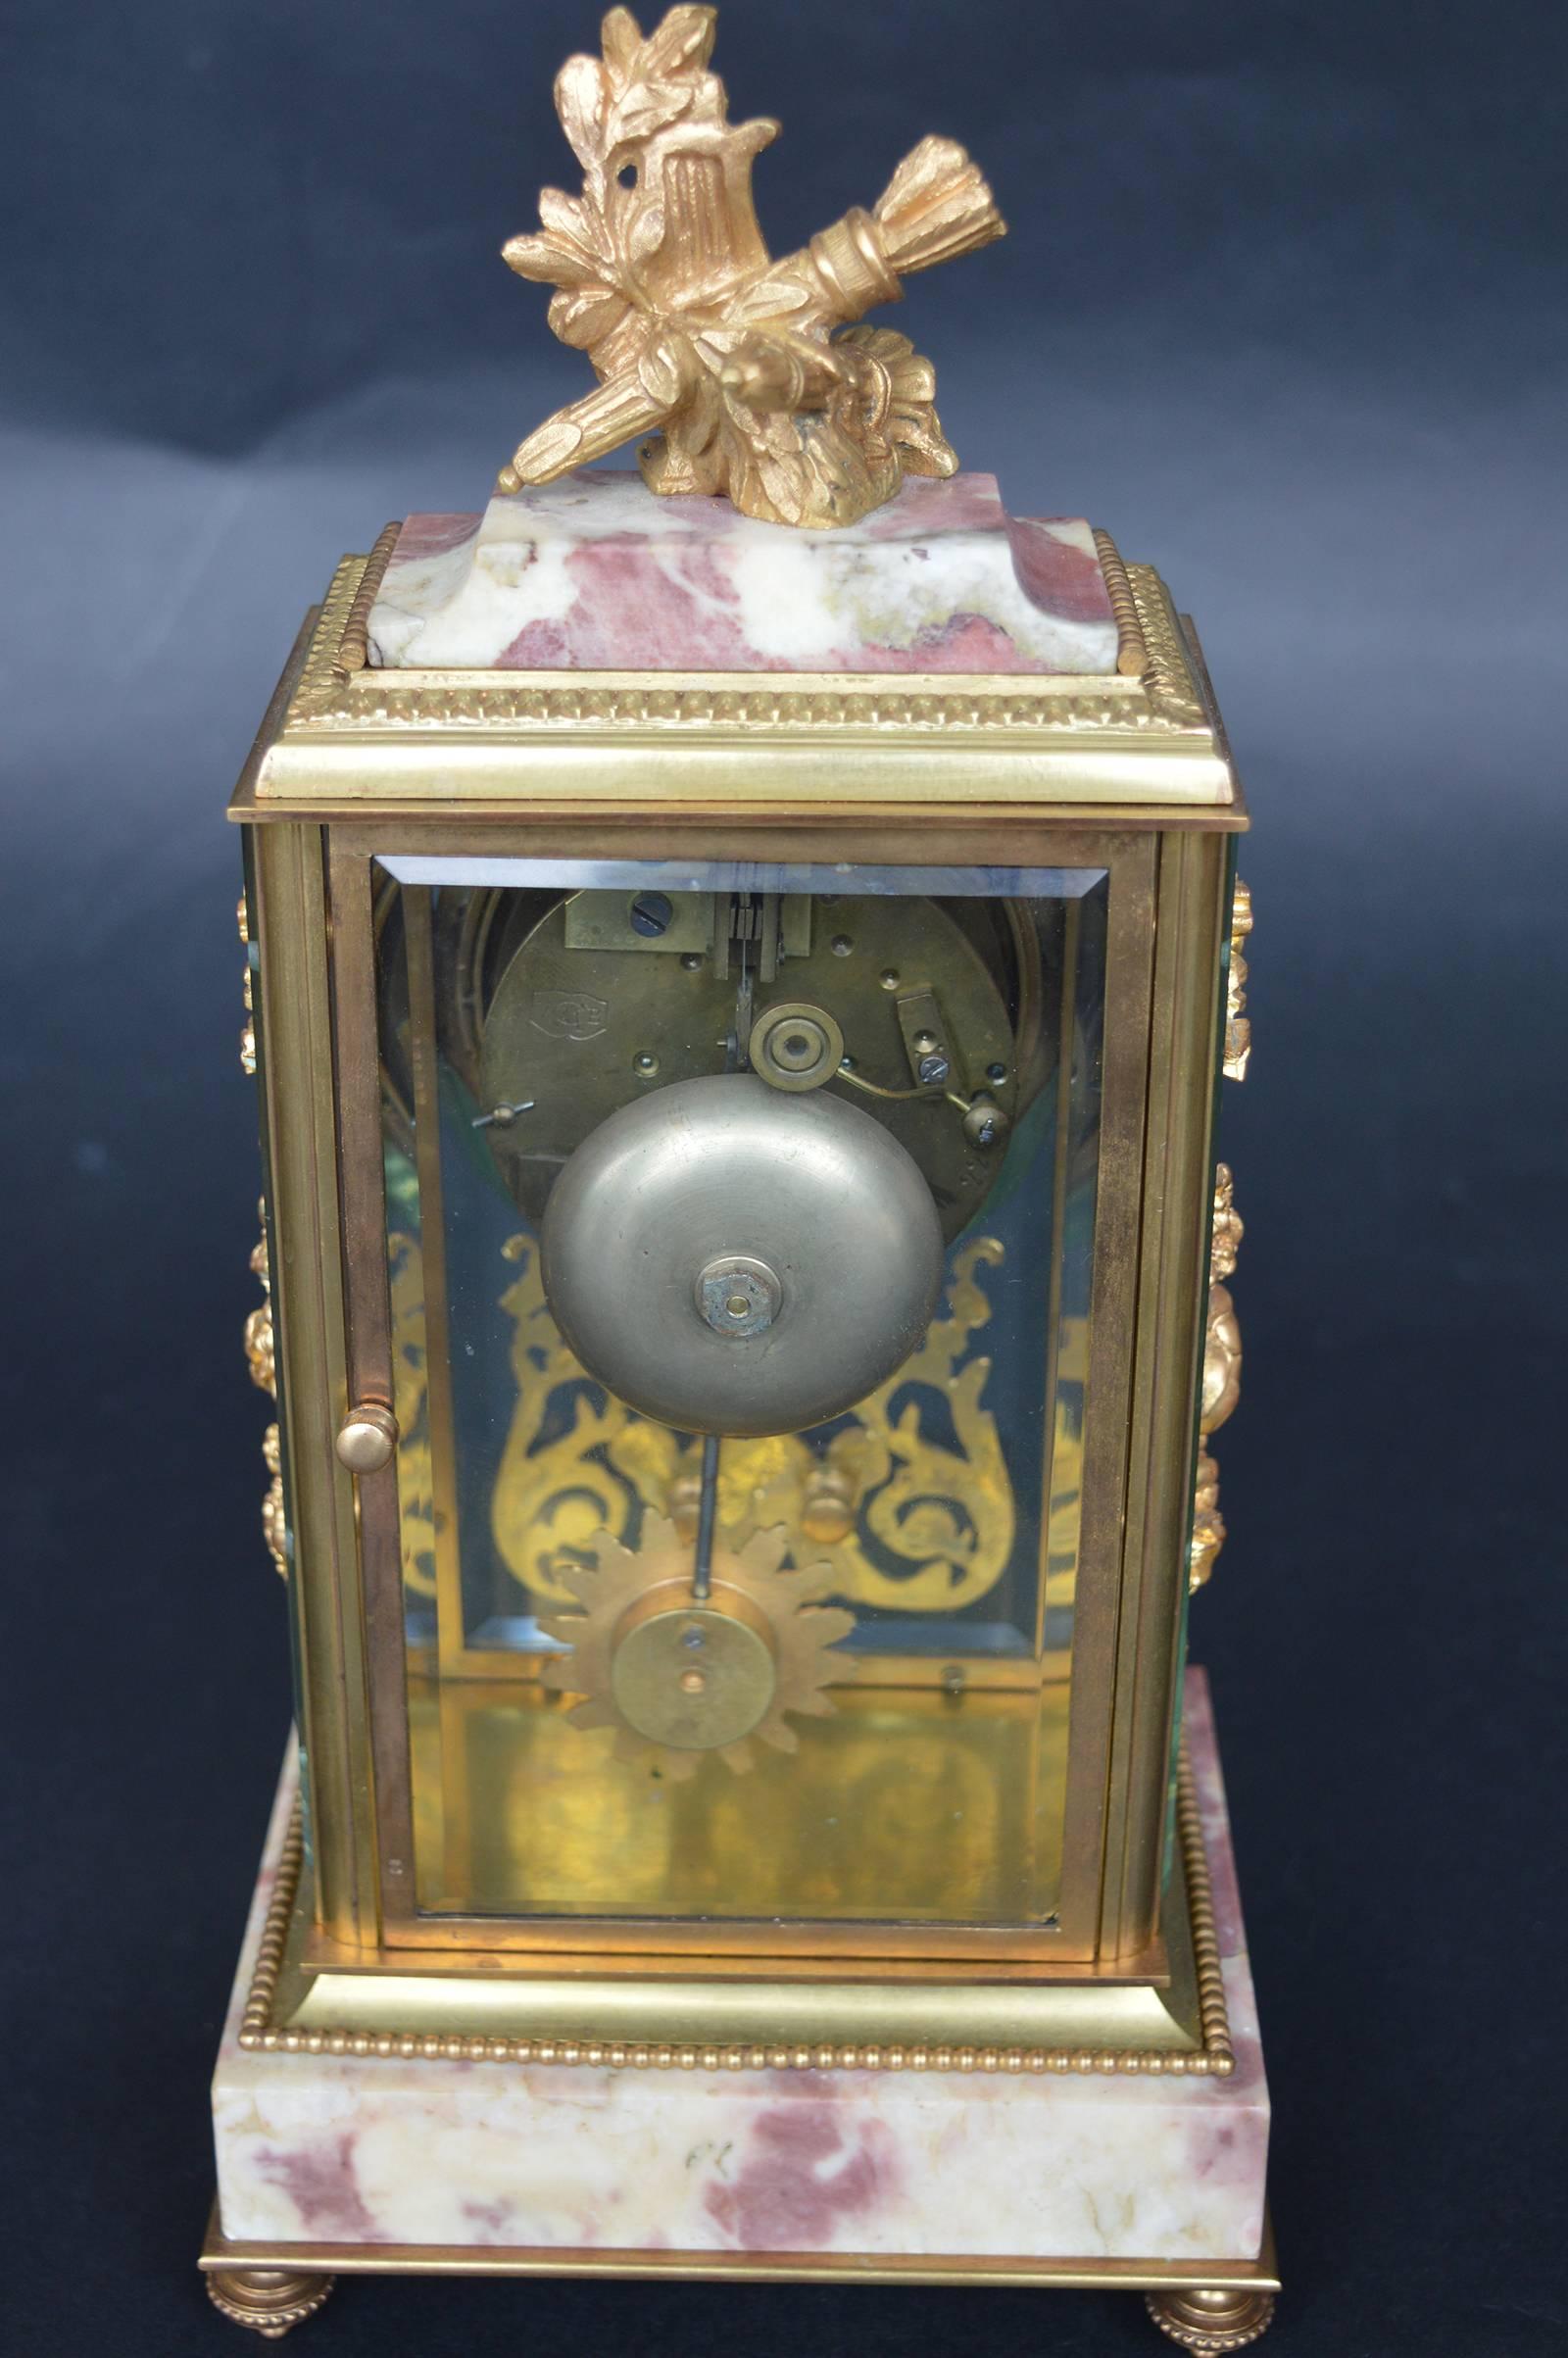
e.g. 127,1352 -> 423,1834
210,1672 -> 1268,2276
367,469 -> 1120,676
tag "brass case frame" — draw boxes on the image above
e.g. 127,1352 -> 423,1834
234,543 -> 1242,2029
240,1725 -> 1233,2070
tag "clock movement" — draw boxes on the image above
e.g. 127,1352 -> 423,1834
204,13 -> 1273,2347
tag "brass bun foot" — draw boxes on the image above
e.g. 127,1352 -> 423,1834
206,2266 -> 335,2339
1146,2284 -> 1276,2351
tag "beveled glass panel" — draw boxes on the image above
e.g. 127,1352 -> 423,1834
374,859 -> 1107,1927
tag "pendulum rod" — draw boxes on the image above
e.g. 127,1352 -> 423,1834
732,895 -> 755,1066
692,1432 -> 720,1601
689,888 -> 756,1602
690,891 -> 752,1601
689,894 -> 748,1603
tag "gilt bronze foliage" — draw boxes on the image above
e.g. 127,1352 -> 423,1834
500,6 -> 1004,526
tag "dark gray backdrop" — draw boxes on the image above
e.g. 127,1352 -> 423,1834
3,3 -> 1564,2353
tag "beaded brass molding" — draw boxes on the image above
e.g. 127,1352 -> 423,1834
289,554 -> 366,715
206,2266 -> 334,2337
1147,2284 -> 1277,2351
272,542 -> 1219,761
337,522 -> 402,675
301,670 -> 1178,733
1125,562 -> 1205,726
1092,527 -> 1147,678
285,522 -> 401,706
237,1740 -> 1233,2078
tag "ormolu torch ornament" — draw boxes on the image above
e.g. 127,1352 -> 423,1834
500,6 -> 1005,528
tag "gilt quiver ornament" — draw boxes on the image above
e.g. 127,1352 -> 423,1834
499,5 -> 1005,528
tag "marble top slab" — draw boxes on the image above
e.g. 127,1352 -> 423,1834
367,470 -> 1119,676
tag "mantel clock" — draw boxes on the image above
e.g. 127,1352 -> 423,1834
203,13 -> 1274,2348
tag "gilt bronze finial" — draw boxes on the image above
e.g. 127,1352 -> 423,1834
499,6 -> 1005,528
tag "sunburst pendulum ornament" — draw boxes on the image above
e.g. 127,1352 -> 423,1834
539,1512 -> 855,1778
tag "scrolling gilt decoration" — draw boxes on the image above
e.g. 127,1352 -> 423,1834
375,1232 -> 1014,1630
238,883 -> 286,1581
1190,1165 -> 1243,1595
236,891 -> 257,1077
1192,882 -> 1253,1587
488,1232 -> 1014,1618
243,1209 -> 288,1583
385,1231 -> 438,1601
498,7 -> 1004,528
1223,879 -> 1252,1082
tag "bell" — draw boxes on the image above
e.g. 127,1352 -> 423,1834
540,1073 -> 946,1437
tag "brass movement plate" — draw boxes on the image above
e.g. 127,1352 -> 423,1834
236,533 -> 1238,811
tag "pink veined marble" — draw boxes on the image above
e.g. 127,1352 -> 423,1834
211,1669 -> 1269,2265
366,469 -> 1120,676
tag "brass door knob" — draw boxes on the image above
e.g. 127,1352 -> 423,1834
335,1402 -> 398,1475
